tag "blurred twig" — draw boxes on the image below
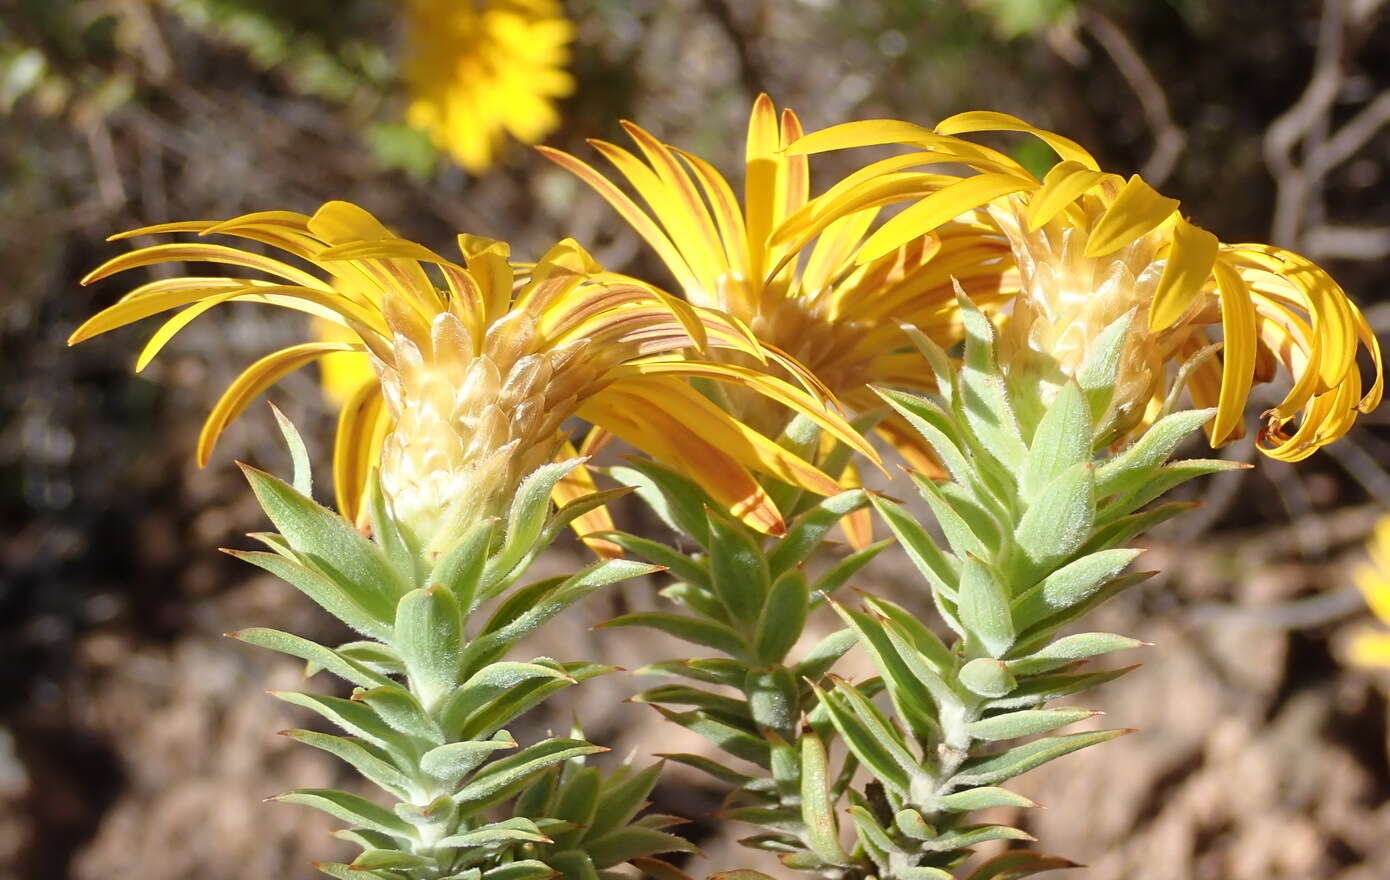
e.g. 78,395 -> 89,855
1080,10 -> 1185,186
699,0 -> 766,97
1264,0 -> 1390,252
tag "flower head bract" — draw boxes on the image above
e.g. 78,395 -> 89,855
72,201 -> 876,553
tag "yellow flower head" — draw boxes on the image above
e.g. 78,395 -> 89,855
404,0 -> 574,173
73,201 -> 876,552
540,95 -> 1018,472
789,111 -> 1383,459
1349,517 -> 1390,668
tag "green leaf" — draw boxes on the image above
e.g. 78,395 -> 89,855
1082,501 -> 1197,553
965,851 -> 1080,880
846,804 -> 907,860
876,388 -> 976,488
951,729 -> 1129,786
632,685 -> 750,718
354,685 -> 444,744
589,531 -> 709,587
455,739 -> 606,812
1006,632 -> 1145,676
959,557 -> 1015,658
656,753 -> 755,787
811,538 -> 893,599
550,765 -> 600,850
934,786 -> 1037,811
1021,382 -> 1090,498
272,691 -> 401,750
965,707 -> 1097,741
281,729 -> 413,799
366,472 -> 417,586
922,823 -> 1035,852
955,292 -> 1027,471
313,861 -> 398,880
241,465 -> 406,618
637,657 -> 745,688
707,508 -> 770,624
481,859 -> 558,880
228,628 -> 391,689
831,601 -> 945,741
1098,458 -> 1245,521
395,586 -> 464,711
466,561 -> 661,671
653,706 -> 770,768
485,458 -> 584,591
352,850 -> 434,869
913,472 -> 989,560
659,581 -> 730,622
600,613 -> 745,656
1014,461 -> 1095,575
440,662 -> 575,740
419,733 -> 516,788
793,628 -> 859,682
547,849 -> 600,880
800,733 -> 851,865
1075,309 -> 1133,428
227,550 -> 388,640
429,518 -> 497,613
456,662 -> 610,741
269,403 -> 313,498
589,763 -> 662,839
273,788 -> 414,838
1094,408 -> 1215,499
816,682 -> 916,795
609,460 -> 714,545
436,817 -> 550,848
755,570 -> 810,664
768,490 -> 868,576
869,495 -> 960,601
744,666 -> 799,737
585,827 -> 695,869
959,658 -> 1016,698
1012,548 -> 1143,625
988,665 -> 1139,710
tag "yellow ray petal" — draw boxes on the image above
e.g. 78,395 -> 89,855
935,110 -> 1100,170
857,173 -> 1033,264
1084,174 -> 1179,258
1025,160 -> 1105,231
1150,216 -> 1219,331
1210,257 -> 1258,445
334,379 -> 390,525
197,341 -> 358,467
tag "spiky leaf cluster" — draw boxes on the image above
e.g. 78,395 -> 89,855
593,457 -> 889,872
803,298 -> 1244,878
229,430 -> 685,880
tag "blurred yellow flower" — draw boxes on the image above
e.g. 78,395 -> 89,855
404,0 -> 575,173
541,95 -> 1018,475
73,201 -> 875,551
788,111 -> 1382,459
1349,517 -> 1390,668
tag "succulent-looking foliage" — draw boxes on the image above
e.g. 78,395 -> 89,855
606,295 -> 1247,879
229,425 -> 688,880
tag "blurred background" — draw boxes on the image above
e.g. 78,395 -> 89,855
3,0 -> 1390,877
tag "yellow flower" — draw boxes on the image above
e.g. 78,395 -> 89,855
1349,517 -> 1390,668
72,201 -> 875,552
787,111 -> 1382,459
540,95 -> 1018,474
403,0 -> 575,173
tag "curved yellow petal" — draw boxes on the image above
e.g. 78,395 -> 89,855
197,341 -> 358,467
1084,175 -> 1179,258
1150,217 -> 1219,331
935,110 -> 1100,170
